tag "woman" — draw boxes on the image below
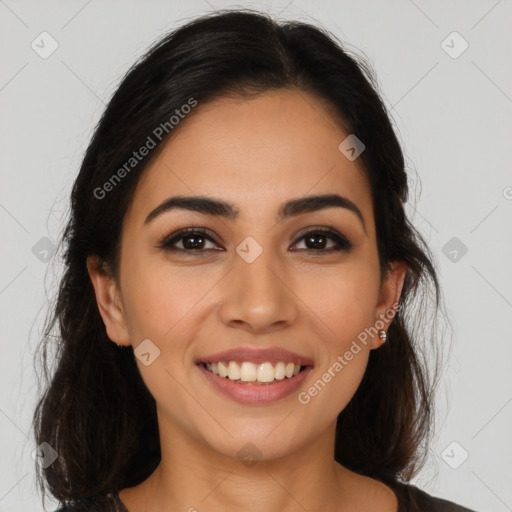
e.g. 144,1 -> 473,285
33,9 -> 476,512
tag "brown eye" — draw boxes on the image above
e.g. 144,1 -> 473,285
291,228 -> 353,253
158,227 -> 353,255
159,228 -> 221,253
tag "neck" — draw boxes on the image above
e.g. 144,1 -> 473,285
136,416 -> 359,512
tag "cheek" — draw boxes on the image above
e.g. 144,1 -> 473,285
305,263 -> 380,414
119,262 -> 206,419
307,265 -> 380,346
302,350 -> 369,414
121,256 -> 212,341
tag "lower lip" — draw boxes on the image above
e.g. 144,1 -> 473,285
196,363 -> 313,405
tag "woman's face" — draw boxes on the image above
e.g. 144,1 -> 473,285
89,88 -> 405,463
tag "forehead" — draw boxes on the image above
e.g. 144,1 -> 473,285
127,89 -> 373,225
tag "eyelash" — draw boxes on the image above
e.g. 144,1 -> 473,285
157,227 -> 353,255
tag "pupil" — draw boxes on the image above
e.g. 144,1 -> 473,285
306,233 -> 326,249
184,235 -> 203,249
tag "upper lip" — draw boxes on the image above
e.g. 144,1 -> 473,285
196,347 -> 314,366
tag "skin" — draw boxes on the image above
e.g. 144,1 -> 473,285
87,88 -> 406,511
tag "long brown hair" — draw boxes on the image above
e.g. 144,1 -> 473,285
32,8 -> 448,508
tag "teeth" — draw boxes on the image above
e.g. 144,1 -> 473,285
204,361 -> 304,383
257,362 -> 274,383
217,362 -> 228,378
274,362 -> 285,380
240,362 -> 257,382
227,361 -> 240,381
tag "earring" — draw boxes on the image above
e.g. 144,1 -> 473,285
378,330 -> 387,343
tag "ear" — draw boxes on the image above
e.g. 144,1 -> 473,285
369,260 -> 407,350
86,255 -> 130,347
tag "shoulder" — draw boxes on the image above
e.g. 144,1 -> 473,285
389,480 -> 478,512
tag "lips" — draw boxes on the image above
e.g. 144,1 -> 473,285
197,362 -> 313,404
195,346 -> 314,366
195,346 -> 314,404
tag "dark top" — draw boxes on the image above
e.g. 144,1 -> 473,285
55,480 -> 477,511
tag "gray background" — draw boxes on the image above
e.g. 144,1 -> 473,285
1,1 -> 511,511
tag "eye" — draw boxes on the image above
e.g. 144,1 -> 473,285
157,226 -> 353,255
291,227 -> 353,253
158,227 -> 220,253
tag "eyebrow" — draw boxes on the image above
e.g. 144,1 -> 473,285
144,193 -> 366,232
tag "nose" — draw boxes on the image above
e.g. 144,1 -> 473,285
217,244 -> 298,334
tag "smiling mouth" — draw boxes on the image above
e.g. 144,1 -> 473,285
199,361 -> 310,384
